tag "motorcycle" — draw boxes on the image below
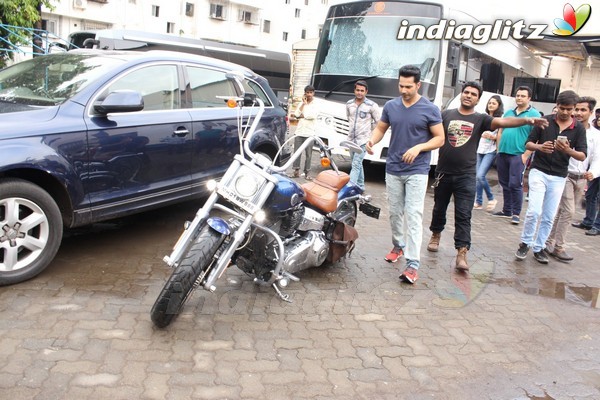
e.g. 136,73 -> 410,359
151,74 -> 380,328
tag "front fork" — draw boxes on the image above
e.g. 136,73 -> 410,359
163,192 -> 292,298
163,191 -> 220,268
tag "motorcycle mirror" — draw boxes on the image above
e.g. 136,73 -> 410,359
243,93 -> 257,106
339,140 -> 363,155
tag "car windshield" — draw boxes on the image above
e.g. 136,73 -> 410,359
0,53 -> 123,106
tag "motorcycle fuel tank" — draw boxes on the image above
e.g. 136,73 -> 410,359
338,181 -> 362,200
265,174 -> 306,212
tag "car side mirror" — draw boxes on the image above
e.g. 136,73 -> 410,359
279,100 -> 288,112
94,90 -> 144,115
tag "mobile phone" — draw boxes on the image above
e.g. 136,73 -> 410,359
557,135 -> 568,143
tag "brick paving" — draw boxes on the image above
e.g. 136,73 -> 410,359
1,159 -> 599,399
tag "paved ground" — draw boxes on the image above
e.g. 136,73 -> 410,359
1,158 -> 599,400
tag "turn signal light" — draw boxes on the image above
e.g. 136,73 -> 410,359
227,98 -> 237,108
320,157 -> 331,168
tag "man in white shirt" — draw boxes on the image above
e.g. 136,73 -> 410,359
292,85 -> 318,179
546,97 -> 599,261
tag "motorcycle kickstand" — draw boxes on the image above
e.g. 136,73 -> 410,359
272,283 -> 293,303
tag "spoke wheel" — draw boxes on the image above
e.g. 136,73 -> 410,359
151,225 -> 223,328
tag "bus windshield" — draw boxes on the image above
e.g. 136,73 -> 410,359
312,1 -> 443,103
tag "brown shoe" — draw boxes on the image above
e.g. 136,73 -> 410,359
292,169 -> 300,178
455,247 -> 469,271
427,232 -> 441,252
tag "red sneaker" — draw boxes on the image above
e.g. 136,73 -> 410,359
400,267 -> 419,284
384,246 -> 403,263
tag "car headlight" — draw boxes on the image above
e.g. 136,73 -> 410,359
234,174 -> 260,198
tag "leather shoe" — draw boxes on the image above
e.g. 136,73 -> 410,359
549,249 -> 573,261
585,228 -> 600,236
572,221 -> 592,230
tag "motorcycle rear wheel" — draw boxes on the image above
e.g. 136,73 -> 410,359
151,225 -> 222,328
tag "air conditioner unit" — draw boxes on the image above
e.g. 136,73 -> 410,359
73,0 -> 87,9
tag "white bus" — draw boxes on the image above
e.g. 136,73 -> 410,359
304,0 -> 559,165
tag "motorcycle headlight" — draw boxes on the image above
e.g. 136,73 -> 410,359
234,174 -> 260,198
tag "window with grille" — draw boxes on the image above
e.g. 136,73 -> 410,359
210,3 -> 226,20
152,5 -> 159,17
185,2 -> 194,17
238,9 -> 257,24
263,20 -> 271,33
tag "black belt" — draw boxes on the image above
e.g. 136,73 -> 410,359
568,172 -> 586,180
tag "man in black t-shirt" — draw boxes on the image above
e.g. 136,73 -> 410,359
428,82 -> 548,271
515,90 -> 587,264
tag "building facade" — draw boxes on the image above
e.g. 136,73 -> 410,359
41,0 -> 332,53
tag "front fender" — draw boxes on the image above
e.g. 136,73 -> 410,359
0,136 -> 87,210
207,217 -> 231,236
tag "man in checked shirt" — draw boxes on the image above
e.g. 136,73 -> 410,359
346,80 -> 381,191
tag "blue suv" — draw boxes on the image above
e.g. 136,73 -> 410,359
0,49 -> 290,285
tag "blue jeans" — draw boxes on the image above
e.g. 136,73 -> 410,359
349,144 -> 367,190
496,153 -> 525,216
475,152 -> 496,205
582,177 -> 600,228
520,168 -> 566,253
385,173 -> 428,269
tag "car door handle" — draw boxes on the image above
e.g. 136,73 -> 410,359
173,128 -> 189,137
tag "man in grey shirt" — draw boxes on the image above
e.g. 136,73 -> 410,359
346,80 -> 380,190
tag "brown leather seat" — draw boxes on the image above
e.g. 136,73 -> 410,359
301,170 -> 350,213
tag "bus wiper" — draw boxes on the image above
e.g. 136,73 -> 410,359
323,74 -> 381,98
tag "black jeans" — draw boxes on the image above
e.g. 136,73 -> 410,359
429,173 -> 476,249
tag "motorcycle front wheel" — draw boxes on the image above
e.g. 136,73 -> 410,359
151,225 -> 223,328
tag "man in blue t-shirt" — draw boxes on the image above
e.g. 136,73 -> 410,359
494,86 -> 541,224
366,65 -> 444,284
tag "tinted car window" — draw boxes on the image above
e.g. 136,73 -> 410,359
243,79 -> 272,107
103,64 -> 180,111
186,66 -> 236,108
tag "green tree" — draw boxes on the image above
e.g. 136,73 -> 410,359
0,0 -> 55,67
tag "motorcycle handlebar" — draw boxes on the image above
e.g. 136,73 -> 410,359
225,72 -> 362,174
